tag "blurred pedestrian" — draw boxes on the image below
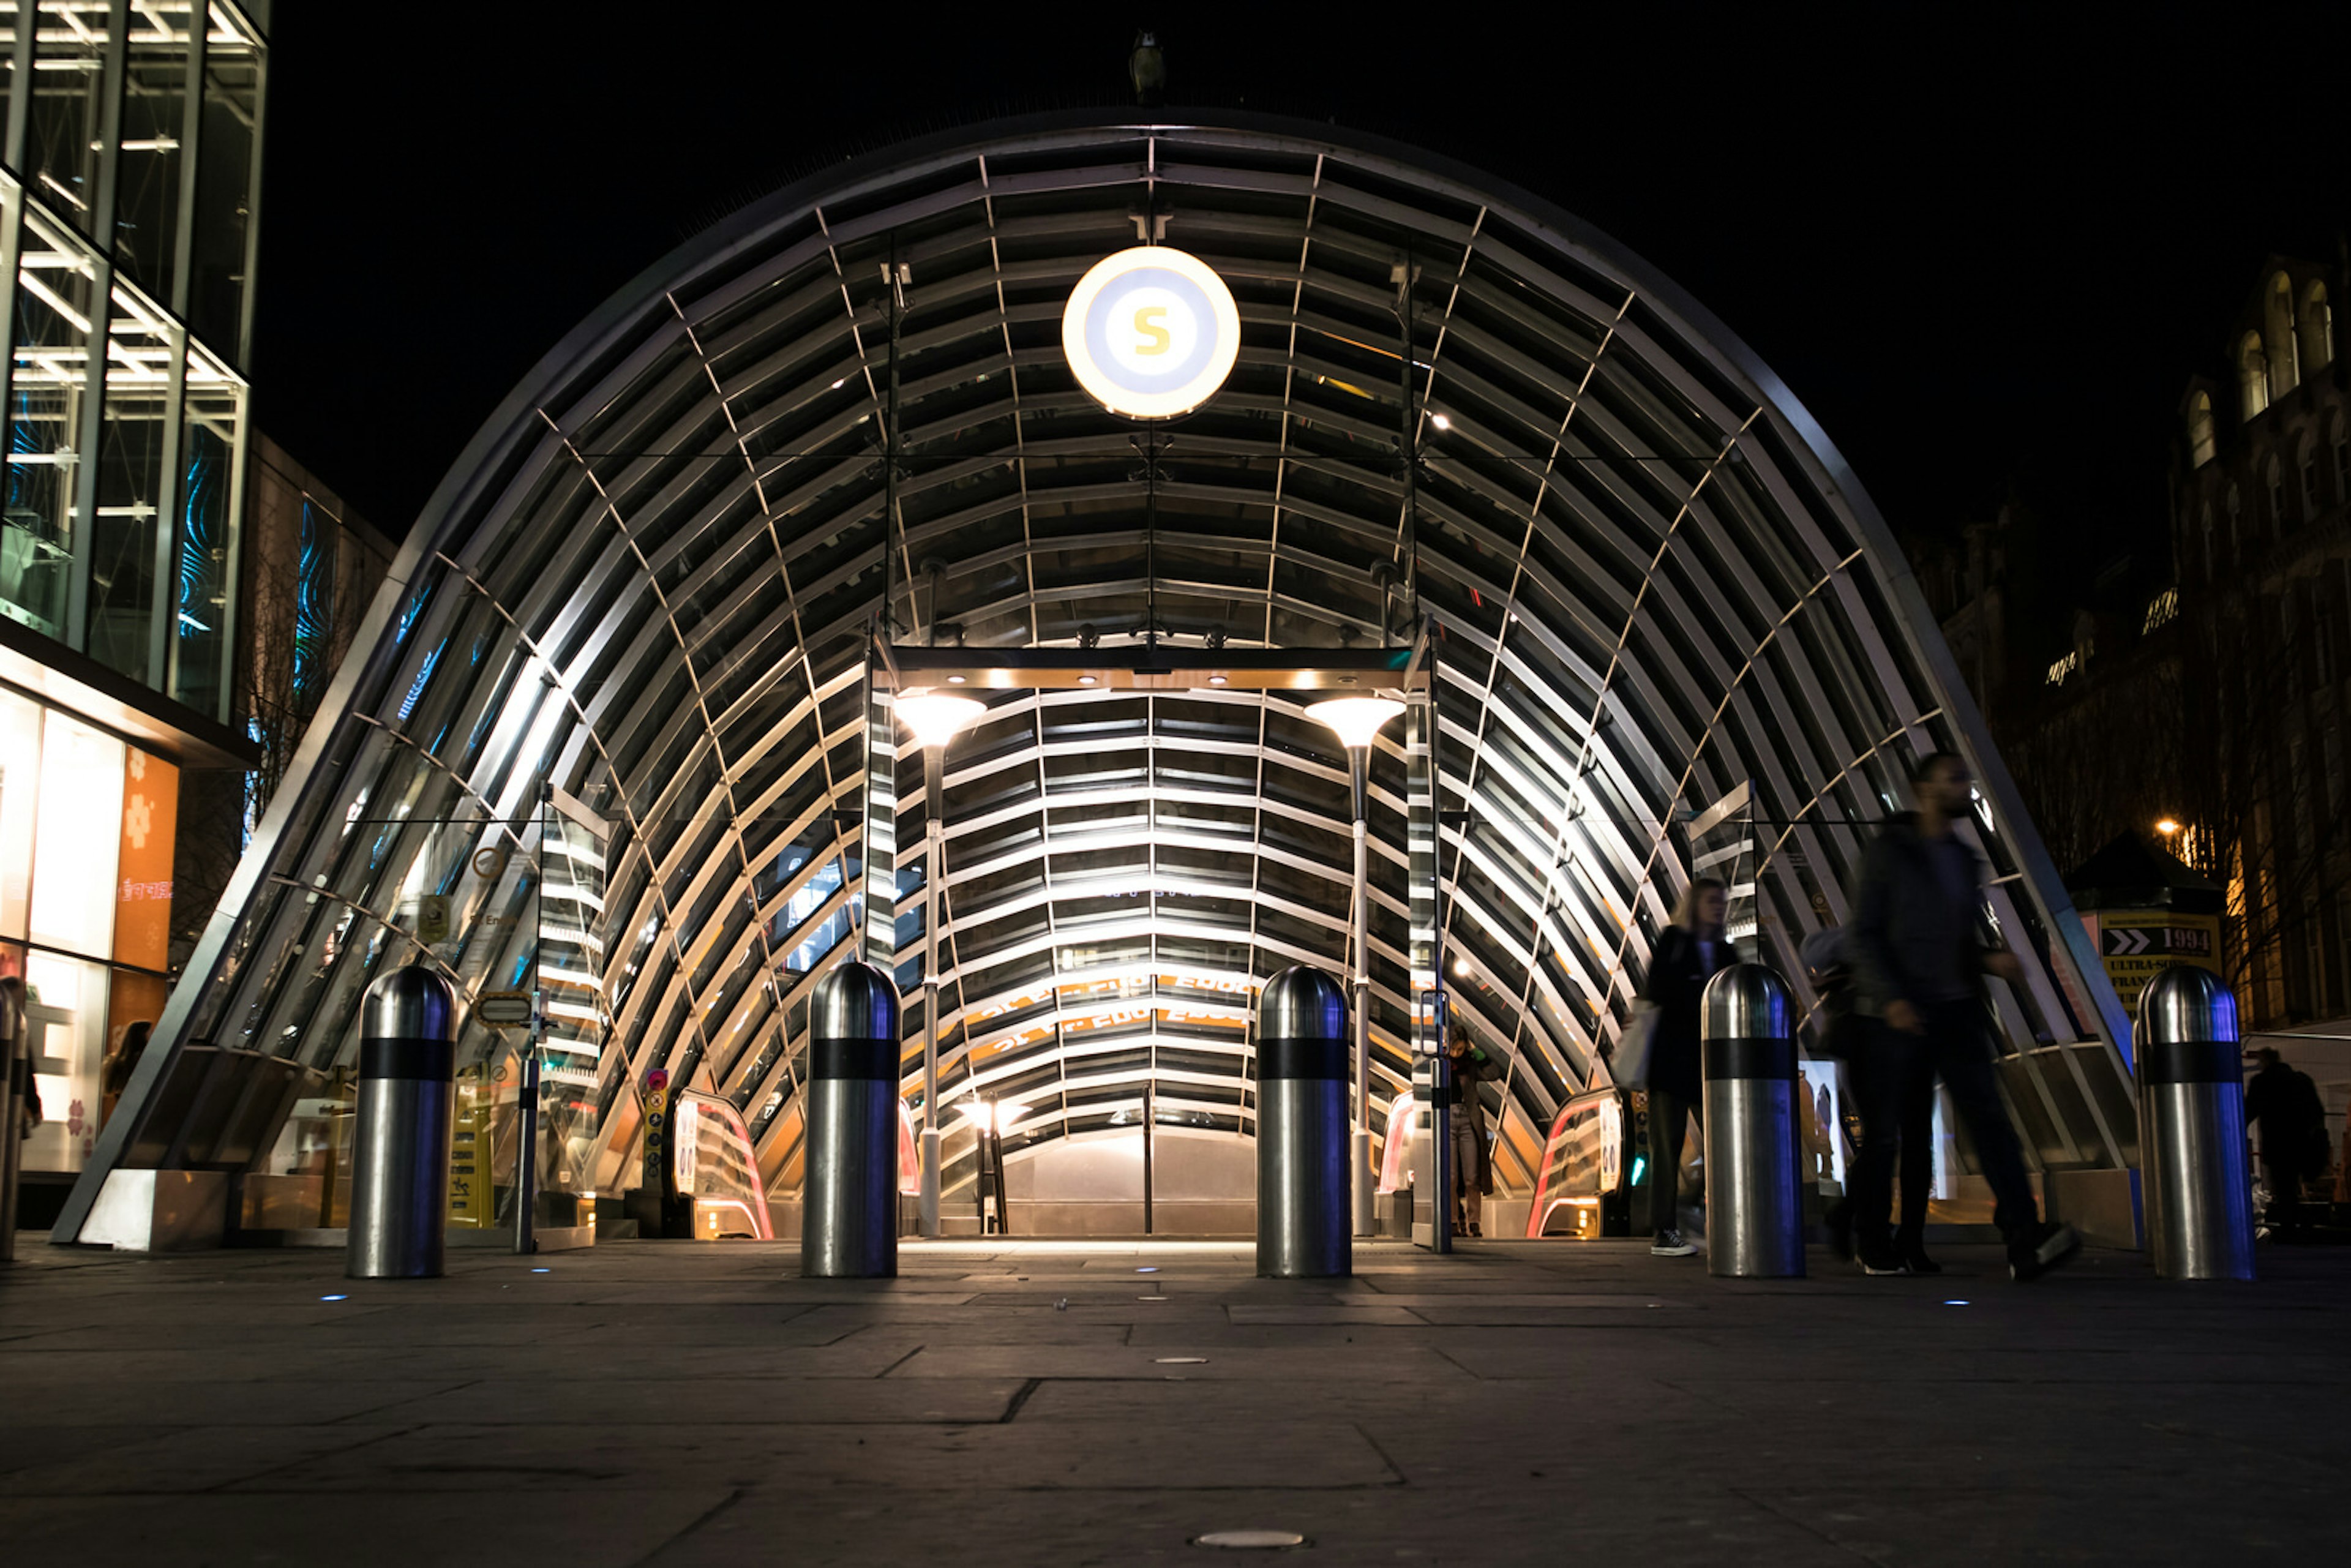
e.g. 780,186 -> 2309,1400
1848,751 -> 2080,1282
1445,1023 -> 1504,1236
1641,877 -> 1733,1258
2244,1046 -> 2327,1240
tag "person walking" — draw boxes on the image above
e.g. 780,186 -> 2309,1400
2244,1046 -> 2326,1240
1444,1023 -> 1504,1236
1848,751 -> 2080,1283
1641,877 -> 1733,1258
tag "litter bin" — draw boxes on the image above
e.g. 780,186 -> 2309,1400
1256,965 -> 1351,1278
1702,963 -> 1804,1278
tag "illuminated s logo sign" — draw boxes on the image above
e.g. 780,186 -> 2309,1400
1061,246 -> 1241,419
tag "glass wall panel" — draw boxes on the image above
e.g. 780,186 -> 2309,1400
28,705 -> 121,953
116,4 -> 192,302
87,277 -> 178,681
0,685 -> 37,937
540,801 -> 609,1215
0,7 -> 19,160
102,963 -> 165,1124
111,743 -> 174,967
23,947 -> 108,1171
23,1 -> 111,234
4,200 -> 100,640
189,1 -> 257,355
171,340 -> 239,717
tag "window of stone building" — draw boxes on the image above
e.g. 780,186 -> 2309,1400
2301,435 -> 2321,518
2325,720 -> 2344,819
2267,452 -> 2288,531
2188,392 -> 2217,467
2332,413 -> 2349,501
2267,274 -> 2301,401
2239,332 -> 2270,421
2200,504 -> 2216,579
2227,484 -> 2243,554
2301,282 -> 2333,376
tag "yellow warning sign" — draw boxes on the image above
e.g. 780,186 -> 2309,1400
2084,909 -> 2222,1015
448,1072 -> 493,1228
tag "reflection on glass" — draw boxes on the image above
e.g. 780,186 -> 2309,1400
24,1 -> 111,234
23,948 -> 108,1172
29,707 -> 122,955
4,201 -> 99,639
88,277 -> 180,681
170,343 -> 241,718
539,800 -> 610,1218
115,7 -> 195,302
189,1 -> 259,356
0,686 -> 40,938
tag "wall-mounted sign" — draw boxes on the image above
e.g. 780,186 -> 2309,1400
476,990 -> 534,1026
1061,245 -> 1241,419
2080,910 -> 2222,1014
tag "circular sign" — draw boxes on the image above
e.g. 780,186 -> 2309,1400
471,846 -> 509,881
1061,246 -> 1241,419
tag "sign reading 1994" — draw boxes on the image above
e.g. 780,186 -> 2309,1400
1061,246 -> 1241,419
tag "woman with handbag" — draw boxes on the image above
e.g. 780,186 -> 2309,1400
1639,877 -> 1732,1257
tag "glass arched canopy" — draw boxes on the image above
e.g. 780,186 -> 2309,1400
61,111 -> 2134,1240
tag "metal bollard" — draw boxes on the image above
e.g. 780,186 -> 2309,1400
1701,963 -> 1804,1278
2137,966 -> 2255,1281
1,978 -> 24,1265
348,966 -> 458,1280
1256,965 -> 1351,1278
803,961 -> 901,1278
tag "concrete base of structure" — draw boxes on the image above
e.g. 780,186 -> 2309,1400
78,1170 -> 227,1251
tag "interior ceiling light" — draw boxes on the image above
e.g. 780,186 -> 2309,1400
896,689 -> 984,749
1305,696 -> 1405,749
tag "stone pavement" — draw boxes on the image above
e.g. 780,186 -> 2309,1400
0,1235 -> 2344,1566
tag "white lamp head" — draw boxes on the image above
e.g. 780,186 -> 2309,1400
1306,695 -> 1405,750
895,689 -> 985,749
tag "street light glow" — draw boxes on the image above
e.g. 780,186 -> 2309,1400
2156,819 -> 2181,836
896,690 -> 985,749
1306,696 -> 1405,749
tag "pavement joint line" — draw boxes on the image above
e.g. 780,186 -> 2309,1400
199,1423 -> 419,1495
332,1379 -> 482,1424
997,1377 -> 1044,1423
874,1345 -> 926,1378
624,1485 -> 743,1568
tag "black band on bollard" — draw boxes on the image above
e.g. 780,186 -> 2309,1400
1703,1036 -> 1795,1081
359,1037 -> 455,1082
2140,1037 -> 2241,1086
1259,1036 -> 1349,1080
811,1036 -> 898,1081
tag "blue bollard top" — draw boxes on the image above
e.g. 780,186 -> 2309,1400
813,960 -> 901,1043
1701,963 -> 1792,1043
362,965 -> 456,1043
1259,965 -> 1346,1043
2137,964 -> 2238,1046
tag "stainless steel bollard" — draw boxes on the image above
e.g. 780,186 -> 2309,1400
1256,965 -> 1351,1278
803,961 -> 901,1278
2137,966 -> 2255,1281
1702,964 -> 1804,1278
1,978 -> 24,1265
348,966 -> 457,1280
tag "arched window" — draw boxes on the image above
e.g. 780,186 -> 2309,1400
2301,433 -> 2322,517
2187,391 -> 2216,467
2239,331 -> 2271,420
2267,452 -> 2288,531
2303,281 -> 2333,375
2267,272 -> 2300,400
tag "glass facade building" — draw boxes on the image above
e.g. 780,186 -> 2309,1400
0,2 -> 266,1201
59,109 -> 2142,1246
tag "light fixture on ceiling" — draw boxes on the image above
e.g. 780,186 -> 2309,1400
1430,412 -> 1451,430
895,689 -> 984,749
1305,696 -> 1406,749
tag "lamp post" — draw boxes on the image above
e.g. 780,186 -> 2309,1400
1307,694 -> 1406,1238
894,688 -> 984,1238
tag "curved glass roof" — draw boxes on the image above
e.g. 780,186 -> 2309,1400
68,111 -> 2134,1229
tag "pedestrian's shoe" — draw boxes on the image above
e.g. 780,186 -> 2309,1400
1824,1199 -> 1855,1262
2008,1221 -> 2082,1282
1651,1228 -> 1697,1257
1468,1222 -> 1483,1237
1857,1240 -> 1909,1276
1897,1234 -> 1942,1276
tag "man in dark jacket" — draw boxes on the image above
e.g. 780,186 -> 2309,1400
1848,751 -> 2080,1283
1445,1024 -> 1505,1236
2244,1048 -> 2326,1239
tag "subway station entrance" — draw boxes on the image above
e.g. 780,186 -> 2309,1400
53,110 -> 2140,1255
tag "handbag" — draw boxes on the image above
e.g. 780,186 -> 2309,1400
1613,999 -> 1663,1088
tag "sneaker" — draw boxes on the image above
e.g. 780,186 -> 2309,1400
2008,1221 -> 2082,1282
1651,1228 -> 1698,1257
1897,1236 -> 1942,1276
1858,1242 -> 1909,1277
1825,1199 -> 1855,1263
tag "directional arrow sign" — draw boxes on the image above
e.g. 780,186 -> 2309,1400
2103,928 -> 2151,956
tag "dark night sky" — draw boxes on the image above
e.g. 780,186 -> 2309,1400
253,7 -> 2350,609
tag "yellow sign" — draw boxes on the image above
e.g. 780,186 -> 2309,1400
448,1073 -> 493,1227
2085,910 -> 2222,1014
1061,246 -> 1242,419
